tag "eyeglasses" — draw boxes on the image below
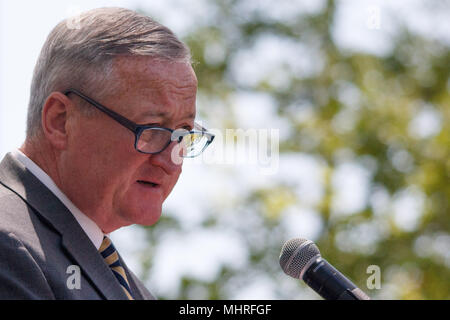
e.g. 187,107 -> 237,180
64,88 -> 215,158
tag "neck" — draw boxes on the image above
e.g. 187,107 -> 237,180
20,136 -> 63,188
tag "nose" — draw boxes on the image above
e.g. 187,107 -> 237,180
148,141 -> 183,174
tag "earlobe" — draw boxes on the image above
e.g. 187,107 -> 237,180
41,92 -> 71,150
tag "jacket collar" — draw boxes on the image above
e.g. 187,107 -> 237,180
0,152 -> 135,300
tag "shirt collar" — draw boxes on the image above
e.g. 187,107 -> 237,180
11,149 -> 105,250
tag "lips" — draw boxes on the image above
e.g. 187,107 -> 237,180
137,180 -> 160,187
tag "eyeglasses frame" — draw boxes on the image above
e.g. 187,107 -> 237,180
64,88 -> 215,158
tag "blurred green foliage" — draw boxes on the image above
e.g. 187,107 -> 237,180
140,0 -> 449,299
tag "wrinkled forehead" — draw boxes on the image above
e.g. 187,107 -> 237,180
113,56 -> 197,90
108,56 -> 198,122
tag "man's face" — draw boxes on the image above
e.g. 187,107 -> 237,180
61,56 -> 197,233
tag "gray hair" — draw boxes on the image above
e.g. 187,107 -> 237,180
26,7 -> 192,139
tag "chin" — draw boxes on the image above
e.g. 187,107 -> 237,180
137,212 -> 162,226
126,204 -> 163,227
119,185 -> 166,226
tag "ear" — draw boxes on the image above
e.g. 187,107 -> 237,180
41,92 -> 72,150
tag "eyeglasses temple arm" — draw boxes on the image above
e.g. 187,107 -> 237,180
64,89 -> 139,133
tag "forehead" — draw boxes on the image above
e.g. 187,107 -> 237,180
109,56 -> 198,121
114,56 -> 197,87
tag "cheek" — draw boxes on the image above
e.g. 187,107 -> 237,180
165,166 -> 182,198
68,125 -> 139,189
78,124 -> 135,166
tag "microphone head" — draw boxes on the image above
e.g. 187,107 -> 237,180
279,238 -> 321,279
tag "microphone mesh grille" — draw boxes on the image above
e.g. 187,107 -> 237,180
279,238 -> 320,279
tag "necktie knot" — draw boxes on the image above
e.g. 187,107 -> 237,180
99,236 -> 134,300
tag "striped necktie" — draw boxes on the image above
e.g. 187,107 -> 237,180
99,236 -> 134,300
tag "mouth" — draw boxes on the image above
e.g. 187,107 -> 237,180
137,180 -> 160,188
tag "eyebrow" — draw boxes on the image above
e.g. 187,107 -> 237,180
140,110 -> 196,120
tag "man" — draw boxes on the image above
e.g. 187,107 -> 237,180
0,7 -> 214,299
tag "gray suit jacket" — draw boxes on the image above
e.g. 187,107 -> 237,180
0,153 -> 155,300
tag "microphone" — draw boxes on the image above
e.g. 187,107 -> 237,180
279,238 -> 370,300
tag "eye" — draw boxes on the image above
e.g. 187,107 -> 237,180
139,122 -> 161,127
178,124 -> 193,131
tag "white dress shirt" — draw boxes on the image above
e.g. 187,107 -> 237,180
12,149 -> 105,250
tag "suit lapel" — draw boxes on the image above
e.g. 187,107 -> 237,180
61,231 -> 129,300
0,153 -> 129,300
117,251 -> 159,300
